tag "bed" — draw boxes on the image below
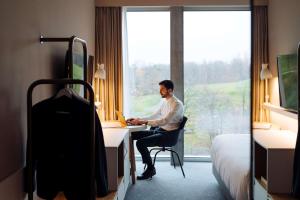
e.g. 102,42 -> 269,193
211,134 -> 250,200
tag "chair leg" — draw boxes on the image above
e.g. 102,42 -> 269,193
153,150 -> 162,166
171,152 -> 176,169
170,150 -> 185,178
149,148 -> 155,155
144,148 -> 160,170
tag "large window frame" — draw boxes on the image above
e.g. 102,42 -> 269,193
123,6 -> 251,162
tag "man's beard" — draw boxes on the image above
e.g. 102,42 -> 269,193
160,93 -> 166,98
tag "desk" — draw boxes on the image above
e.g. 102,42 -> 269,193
126,125 -> 147,184
99,128 -> 131,200
102,122 -> 147,185
103,128 -> 129,192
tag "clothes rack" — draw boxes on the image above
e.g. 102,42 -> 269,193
26,79 -> 95,200
40,35 -> 88,97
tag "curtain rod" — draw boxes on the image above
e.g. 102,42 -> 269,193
124,5 -> 250,12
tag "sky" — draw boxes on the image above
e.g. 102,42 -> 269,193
126,11 -> 251,66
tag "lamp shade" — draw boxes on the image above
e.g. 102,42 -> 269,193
95,63 -> 106,79
260,63 -> 272,80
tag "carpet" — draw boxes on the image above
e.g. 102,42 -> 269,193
125,161 -> 225,200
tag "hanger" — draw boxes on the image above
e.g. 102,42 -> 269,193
54,87 -> 73,99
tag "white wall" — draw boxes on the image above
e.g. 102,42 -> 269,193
268,0 -> 300,132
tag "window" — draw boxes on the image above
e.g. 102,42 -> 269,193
123,11 -> 170,118
123,9 -> 251,159
184,11 -> 251,156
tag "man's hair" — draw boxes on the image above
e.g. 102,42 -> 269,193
159,80 -> 174,90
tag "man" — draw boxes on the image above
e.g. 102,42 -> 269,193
127,80 -> 184,180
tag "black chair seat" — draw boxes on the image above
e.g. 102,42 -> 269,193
147,116 -> 188,178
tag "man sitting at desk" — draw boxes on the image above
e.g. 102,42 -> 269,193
127,80 -> 184,180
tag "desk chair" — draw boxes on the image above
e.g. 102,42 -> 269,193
146,116 -> 188,178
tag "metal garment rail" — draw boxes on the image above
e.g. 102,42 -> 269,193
27,79 -> 95,200
40,35 -> 88,97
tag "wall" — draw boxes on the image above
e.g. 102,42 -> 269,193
0,0 -> 95,199
96,0 -> 250,7
268,0 -> 300,132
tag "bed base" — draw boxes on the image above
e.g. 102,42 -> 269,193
212,165 -> 234,200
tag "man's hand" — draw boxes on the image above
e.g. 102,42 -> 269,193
126,118 -> 134,123
130,119 -> 147,125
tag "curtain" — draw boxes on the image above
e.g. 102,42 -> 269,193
121,7 -> 131,117
95,7 -> 123,120
252,6 -> 269,123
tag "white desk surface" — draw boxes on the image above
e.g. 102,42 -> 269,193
125,125 -> 147,132
102,124 -> 147,148
253,129 -> 297,149
103,128 -> 129,148
102,121 -> 147,132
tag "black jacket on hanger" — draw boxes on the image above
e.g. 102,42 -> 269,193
25,92 -> 108,199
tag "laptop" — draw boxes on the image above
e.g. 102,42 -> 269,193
101,111 -> 127,128
115,110 -> 128,127
115,110 -> 146,128
101,111 -> 147,129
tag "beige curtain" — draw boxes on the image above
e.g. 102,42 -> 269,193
95,7 -> 123,120
252,6 -> 269,122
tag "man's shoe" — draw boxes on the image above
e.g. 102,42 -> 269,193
137,167 -> 156,180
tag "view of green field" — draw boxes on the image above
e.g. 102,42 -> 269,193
184,80 -> 250,155
129,79 -> 250,156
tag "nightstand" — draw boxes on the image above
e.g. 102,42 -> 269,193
253,130 -> 297,200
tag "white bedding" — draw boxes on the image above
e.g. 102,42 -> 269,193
211,134 -> 250,200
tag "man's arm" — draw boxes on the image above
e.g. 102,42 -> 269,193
140,105 -> 161,121
127,104 -> 162,125
146,101 -> 182,127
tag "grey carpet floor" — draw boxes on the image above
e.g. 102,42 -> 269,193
125,161 -> 225,200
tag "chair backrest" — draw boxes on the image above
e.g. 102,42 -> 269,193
178,116 -> 188,131
158,116 -> 188,147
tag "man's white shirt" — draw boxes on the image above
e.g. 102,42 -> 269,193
141,95 -> 184,131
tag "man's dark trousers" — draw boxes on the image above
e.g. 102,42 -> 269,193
131,128 -> 178,166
